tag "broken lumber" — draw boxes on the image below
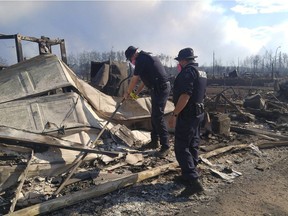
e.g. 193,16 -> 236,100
0,163 -> 75,192
9,149 -> 34,213
200,144 -> 249,159
231,125 -> 288,140
220,93 -> 255,121
257,141 -> 288,149
0,126 -> 119,157
8,162 -> 178,216
54,98 -> 126,195
200,141 -> 288,160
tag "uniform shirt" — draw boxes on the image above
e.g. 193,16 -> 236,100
173,63 -> 207,114
134,51 -> 169,89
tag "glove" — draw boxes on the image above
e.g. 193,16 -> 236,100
130,92 -> 139,100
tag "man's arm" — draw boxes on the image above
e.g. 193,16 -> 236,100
124,75 -> 140,99
172,93 -> 190,116
135,82 -> 145,95
168,93 -> 190,128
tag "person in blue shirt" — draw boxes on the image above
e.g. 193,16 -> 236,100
124,46 -> 171,158
169,47 -> 207,196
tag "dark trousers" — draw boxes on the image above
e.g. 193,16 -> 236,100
174,112 -> 204,179
150,82 -> 171,149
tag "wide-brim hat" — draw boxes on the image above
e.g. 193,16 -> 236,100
175,47 -> 198,61
125,46 -> 138,60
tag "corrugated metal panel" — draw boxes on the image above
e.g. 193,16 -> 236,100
0,92 -> 102,133
0,54 -> 71,104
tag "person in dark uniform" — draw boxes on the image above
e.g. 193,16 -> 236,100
168,47 -> 207,196
124,46 -> 171,158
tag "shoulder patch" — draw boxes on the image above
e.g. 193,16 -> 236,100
198,70 -> 207,78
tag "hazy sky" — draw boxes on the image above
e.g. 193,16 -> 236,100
1,0 -> 288,66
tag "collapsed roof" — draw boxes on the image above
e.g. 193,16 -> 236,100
0,54 -> 174,131
0,53 -> 174,195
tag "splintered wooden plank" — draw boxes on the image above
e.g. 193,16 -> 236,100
200,144 -> 249,159
0,126 -> 119,157
9,149 -> 34,213
231,126 -> 288,140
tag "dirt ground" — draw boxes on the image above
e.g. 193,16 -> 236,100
186,147 -> 288,216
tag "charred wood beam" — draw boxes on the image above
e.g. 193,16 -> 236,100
9,149 -> 34,213
15,34 -> 24,63
59,41 -> 67,64
0,155 -> 19,160
0,163 -> 75,192
219,93 -> 242,113
0,126 -> 120,157
200,144 -> 249,159
0,34 -> 17,39
200,141 -> 288,161
245,107 -> 288,121
257,141 -> 288,149
0,33 -> 67,64
230,125 -> 288,141
209,87 -> 238,101
211,93 -> 254,121
266,101 -> 288,112
17,35 -> 65,46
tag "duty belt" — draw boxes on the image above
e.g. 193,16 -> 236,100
195,103 -> 204,115
196,103 -> 204,109
151,81 -> 170,91
159,81 -> 170,89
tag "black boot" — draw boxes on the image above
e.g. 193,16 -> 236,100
138,140 -> 159,150
178,178 -> 204,197
173,175 -> 190,185
154,146 -> 170,158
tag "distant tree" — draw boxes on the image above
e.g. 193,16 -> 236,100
281,52 -> 288,76
283,53 -> 288,70
156,53 -> 174,67
262,50 -> 273,76
116,51 -> 125,62
89,51 -> 101,61
253,55 -> 261,75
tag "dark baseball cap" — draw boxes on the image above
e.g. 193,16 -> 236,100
125,46 -> 138,61
175,48 -> 198,61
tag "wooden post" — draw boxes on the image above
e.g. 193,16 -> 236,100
15,34 -> 24,63
9,149 -> 34,213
